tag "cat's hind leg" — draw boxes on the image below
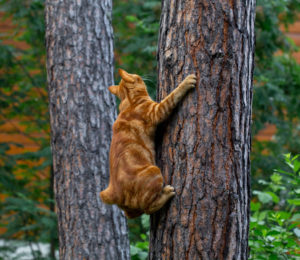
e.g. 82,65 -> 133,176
144,185 -> 175,214
135,165 -> 164,209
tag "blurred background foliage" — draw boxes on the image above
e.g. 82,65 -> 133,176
249,153 -> 300,259
253,0 -> 300,181
0,0 -> 56,259
0,0 -> 299,259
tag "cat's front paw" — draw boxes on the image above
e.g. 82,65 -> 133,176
182,74 -> 197,89
163,185 -> 175,194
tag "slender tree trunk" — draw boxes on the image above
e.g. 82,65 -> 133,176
45,1 -> 129,259
49,166 -> 56,259
150,0 -> 255,259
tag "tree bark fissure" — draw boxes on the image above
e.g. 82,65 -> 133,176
46,0 -> 129,259
150,0 -> 255,259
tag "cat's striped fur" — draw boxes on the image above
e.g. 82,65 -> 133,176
100,69 -> 196,218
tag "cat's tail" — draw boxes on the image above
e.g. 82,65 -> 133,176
100,188 -> 115,205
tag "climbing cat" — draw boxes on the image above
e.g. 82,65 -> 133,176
100,69 -> 197,218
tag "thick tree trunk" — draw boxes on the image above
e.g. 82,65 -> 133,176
45,1 -> 129,259
150,0 -> 255,259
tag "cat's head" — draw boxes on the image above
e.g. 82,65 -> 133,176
108,69 -> 148,100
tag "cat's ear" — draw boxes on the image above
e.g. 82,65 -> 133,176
119,68 -> 135,83
108,85 -> 119,96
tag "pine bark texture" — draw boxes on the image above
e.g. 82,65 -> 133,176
45,1 -> 129,259
150,0 -> 255,259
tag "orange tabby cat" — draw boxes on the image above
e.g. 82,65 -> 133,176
100,69 -> 196,218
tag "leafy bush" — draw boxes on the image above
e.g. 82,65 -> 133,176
129,215 -> 150,260
0,0 -> 56,258
127,154 -> 300,260
249,154 -> 300,259
252,0 -> 300,178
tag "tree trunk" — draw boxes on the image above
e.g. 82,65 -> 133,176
150,0 -> 255,259
49,166 -> 56,259
45,1 -> 129,259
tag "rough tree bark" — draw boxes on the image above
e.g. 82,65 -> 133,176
45,0 -> 129,259
150,0 -> 255,259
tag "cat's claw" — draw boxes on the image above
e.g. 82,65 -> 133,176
183,74 -> 197,88
163,185 -> 175,194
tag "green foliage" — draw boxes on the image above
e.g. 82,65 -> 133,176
249,154 -> 300,259
252,0 -> 300,177
255,0 -> 300,61
129,215 -> 149,260
0,0 -> 57,258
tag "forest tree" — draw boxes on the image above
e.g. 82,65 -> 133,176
150,0 -> 256,259
45,0 -> 129,259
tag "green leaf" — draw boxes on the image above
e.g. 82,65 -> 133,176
269,253 -> 279,260
254,228 -> 263,237
125,15 -> 138,23
288,223 -> 298,230
258,210 -> 269,221
130,245 -> 139,256
287,199 -> 300,206
267,230 -> 281,236
293,228 -> 300,238
141,214 -> 150,229
275,169 -> 294,177
253,191 -> 273,204
251,201 -> 261,211
283,153 -> 291,163
265,191 -> 279,203
270,173 -> 282,183
286,238 -> 298,248
292,154 -> 300,162
138,251 -> 148,260
290,213 -> 300,222
293,160 -> 300,173
258,179 -> 269,185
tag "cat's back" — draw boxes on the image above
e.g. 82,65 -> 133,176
110,102 -> 156,166
113,101 -> 155,137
